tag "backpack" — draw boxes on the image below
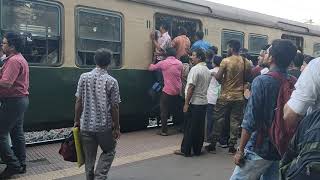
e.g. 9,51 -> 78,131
256,72 -> 297,156
267,71 -> 297,156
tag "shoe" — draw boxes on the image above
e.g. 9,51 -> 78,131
0,167 -> 22,179
205,144 -> 216,154
228,146 -> 237,154
218,139 -> 229,148
157,131 -> 168,136
173,150 -> 191,157
19,165 -> 26,174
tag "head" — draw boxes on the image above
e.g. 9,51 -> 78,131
2,32 -> 24,55
226,40 -> 241,57
292,52 -> 304,68
213,56 -> 223,67
258,44 -> 271,66
190,49 -> 206,65
94,48 -> 112,68
195,31 -> 204,40
210,46 -> 218,55
239,48 -> 249,59
267,39 -> 297,69
180,54 -> 190,64
206,49 -> 214,61
165,47 -> 177,57
159,23 -> 169,34
178,27 -> 187,36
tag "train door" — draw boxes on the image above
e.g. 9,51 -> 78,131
281,34 -> 304,52
154,13 -> 202,44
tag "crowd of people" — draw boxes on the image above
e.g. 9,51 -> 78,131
148,23 -> 320,180
0,24 -> 320,180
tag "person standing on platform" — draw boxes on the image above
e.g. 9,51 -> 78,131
174,49 -> 211,157
74,48 -> 121,180
207,40 -> 252,154
149,48 -> 183,136
0,32 -> 29,178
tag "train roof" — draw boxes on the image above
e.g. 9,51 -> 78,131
128,0 -> 320,36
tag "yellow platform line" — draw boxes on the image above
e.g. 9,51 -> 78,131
17,146 -> 179,180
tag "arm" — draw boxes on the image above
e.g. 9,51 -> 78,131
212,59 -> 226,83
110,80 -> 121,139
74,75 -> 84,127
148,61 -> 162,71
183,84 -> 195,113
0,60 -> 20,89
284,60 -> 320,127
74,97 -> 83,127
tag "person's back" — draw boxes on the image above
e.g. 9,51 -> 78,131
281,110 -> 320,179
74,48 -> 121,180
191,31 -> 211,52
172,28 -> 191,59
220,55 -> 251,101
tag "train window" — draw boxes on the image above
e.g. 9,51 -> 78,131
221,30 -> 244,57
76,8 -> 122,68
314,43 -> 320,57
281,34 -> 304,52
248,34 -> 268,54
0,0 -> 62,66
155,13 -> 202,44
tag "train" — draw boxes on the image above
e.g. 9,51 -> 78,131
0,0 -> 319,131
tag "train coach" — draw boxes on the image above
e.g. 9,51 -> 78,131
0,0 -> 319,131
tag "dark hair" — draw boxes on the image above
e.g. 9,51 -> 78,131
206,49 -> 214,60
262,44 -> 271,51
195,31 -> 204,40
178,27 -> 187,36
4,32 -> 24,53
269,39 -> 297,68
304,55 -> 315,64
240,48 -> 252,60
193,49 -> 206,62
213,56 -> 223,67
160,23 -> 169,31
227,40 -> 241,53
180,55 -> 190,64
165,47 -> 176,57
292,53 -> 304,68
94,48 -> 112,67
210,46 -> 218,54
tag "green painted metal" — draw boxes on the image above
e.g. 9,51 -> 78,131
25,67 -> 154,131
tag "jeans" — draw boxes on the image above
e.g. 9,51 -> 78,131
230,149 -> 279,180
0,97 -> 29,170
206,104 -> 214,142
81,129 -> 116,180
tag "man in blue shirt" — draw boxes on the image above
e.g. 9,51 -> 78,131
191,31 -> 211,52
230,39 -> 297,180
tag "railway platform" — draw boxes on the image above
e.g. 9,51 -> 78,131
0,128 -> 235,180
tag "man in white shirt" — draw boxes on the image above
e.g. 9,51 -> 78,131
174,49 -> 211,157
284,57 -> 320,127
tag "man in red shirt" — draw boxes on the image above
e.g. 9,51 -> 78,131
0,32 -> 29,178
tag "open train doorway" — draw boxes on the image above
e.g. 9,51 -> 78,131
154,13 -> 202,44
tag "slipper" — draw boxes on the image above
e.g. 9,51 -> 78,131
157,131 -> 168,136
174,150 -> 185,156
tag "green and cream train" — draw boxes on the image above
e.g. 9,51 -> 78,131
1,0 -> 319,131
